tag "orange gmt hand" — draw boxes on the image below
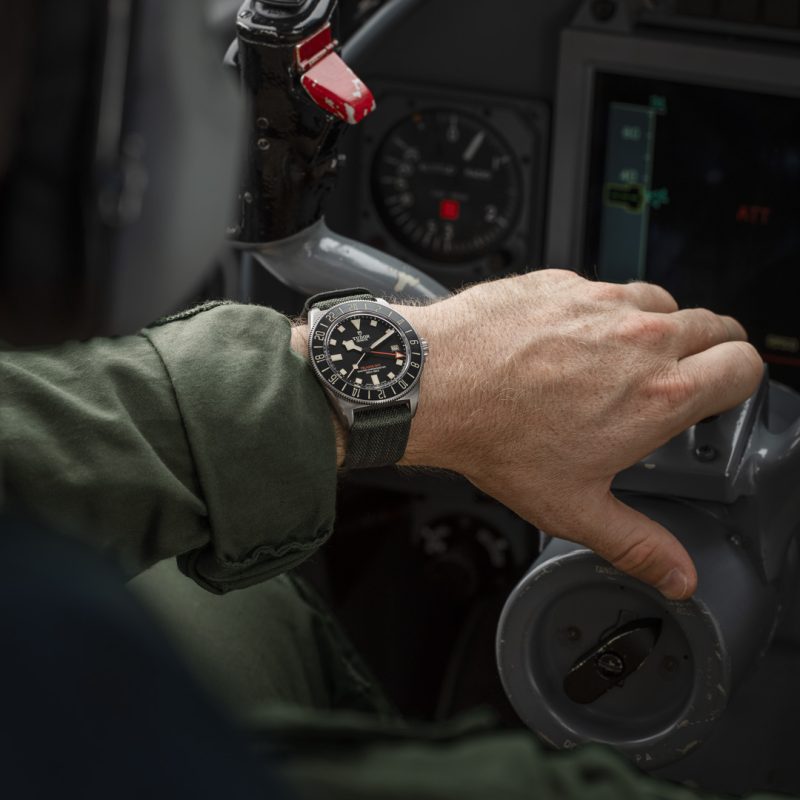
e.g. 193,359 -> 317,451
369,350 -> 401,357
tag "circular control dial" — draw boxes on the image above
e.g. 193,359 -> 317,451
372,109 -> 522,262
310,302 -> 424,404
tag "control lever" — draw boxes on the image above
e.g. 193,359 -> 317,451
563,618 -> 662,704
296,23 -> 375,124
229,0 -> 447,301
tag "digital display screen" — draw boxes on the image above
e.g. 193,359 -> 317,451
584,73 -> 800,390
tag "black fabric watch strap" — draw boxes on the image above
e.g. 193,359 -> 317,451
345,403 -> 412,469
303,288 -> 374,315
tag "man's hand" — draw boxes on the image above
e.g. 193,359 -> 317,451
398,270 -> 763,600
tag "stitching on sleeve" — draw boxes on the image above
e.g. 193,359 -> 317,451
146,300 -> 234,329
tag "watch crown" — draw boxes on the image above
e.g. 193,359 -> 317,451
421,338 -> 429,357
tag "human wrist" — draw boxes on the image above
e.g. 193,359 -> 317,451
290,321 -> 347,468
394,301 -> 462,471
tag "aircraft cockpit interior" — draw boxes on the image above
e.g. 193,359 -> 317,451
4,1 -> 800,797
135,2 -> 800,794
136,0 -> 800,794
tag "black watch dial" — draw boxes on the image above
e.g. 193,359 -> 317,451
310,304 -> 423,404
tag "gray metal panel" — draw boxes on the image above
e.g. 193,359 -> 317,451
357,0 -> 582,98
545,26 -> 800,268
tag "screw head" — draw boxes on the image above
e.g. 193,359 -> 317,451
596,651 -> 625,678
694,444 -> 717,462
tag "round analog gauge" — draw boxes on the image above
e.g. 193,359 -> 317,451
371,109 -> 522,262
309,302 -> 424,404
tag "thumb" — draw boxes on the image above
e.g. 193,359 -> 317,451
569,492 -> 697,600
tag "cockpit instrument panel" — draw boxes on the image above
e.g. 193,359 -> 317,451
355,84 -> 549,289
585,74 -> 800,388
371,109 -> 521,263
547,27 -> 800,390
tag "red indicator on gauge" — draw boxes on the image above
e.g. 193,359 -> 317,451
439,198 -> 461,221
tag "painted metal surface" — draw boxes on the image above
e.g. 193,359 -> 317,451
497,376 -> 800,768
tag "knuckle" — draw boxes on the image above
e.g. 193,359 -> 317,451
733,340 -> 763,372
610,535 -> 661,577
648,283 -> 679,311
591,281 -> 627,303
535,268 -> 582,287
645,368 -> 696,412
693,308 -> 724,339
617,312 -> 676,348
731,341 -> 764,386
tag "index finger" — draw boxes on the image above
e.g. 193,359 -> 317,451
669,308 -> 748,358
675,340 -> 764,426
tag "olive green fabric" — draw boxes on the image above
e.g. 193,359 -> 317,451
304,289 -> 375,313
0,302 -> 338,591
347,403 -> 412,468
266,718 -> 788,800
132,560 -> 395,722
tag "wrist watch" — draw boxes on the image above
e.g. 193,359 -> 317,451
304,288 -> 428,469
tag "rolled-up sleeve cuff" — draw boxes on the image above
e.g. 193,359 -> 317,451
144,302 -> 337,593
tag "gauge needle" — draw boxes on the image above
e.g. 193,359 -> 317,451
463,130 -> 485,162
369,350 -> 398,357
371,329 -> 395,349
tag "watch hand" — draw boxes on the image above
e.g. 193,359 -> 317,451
369,350 -> 400,357
347,353 -> 366,379
343,339 -> 363,352
370,329 -> 395,349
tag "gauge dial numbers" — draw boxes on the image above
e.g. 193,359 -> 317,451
309,302 -> 424,404
371,109 -> 523,263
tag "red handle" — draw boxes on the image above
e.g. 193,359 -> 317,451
295,23 -> 376,125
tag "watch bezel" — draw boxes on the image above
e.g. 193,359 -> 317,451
308,299 -> 425,407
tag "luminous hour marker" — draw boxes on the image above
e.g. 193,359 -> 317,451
339,369 -> 347,376
355,378 -> 363,385
371,374 -> 380,386
329,339 -> 337,345
388,372 -> 396,380
337,325 -> 345,333
396,359 -> 404,366
330,354 -> 343,362
351,318 -> 361,330
370,320 -> 378,327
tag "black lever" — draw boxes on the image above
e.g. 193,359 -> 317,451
563,618 -> 662,704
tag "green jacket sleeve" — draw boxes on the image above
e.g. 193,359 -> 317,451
0,302 -> 338,592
